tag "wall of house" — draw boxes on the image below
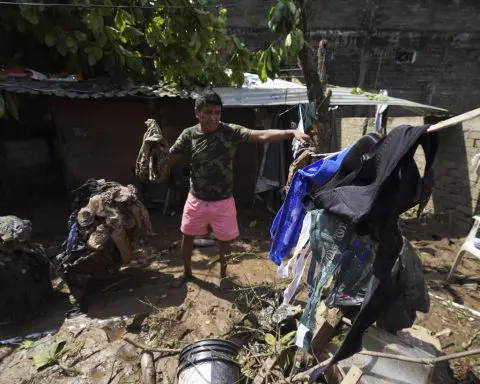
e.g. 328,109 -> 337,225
338,115 -> 480,236
0,95 -> 64,207
224,0 -> 480,114
53,97 -> 260,207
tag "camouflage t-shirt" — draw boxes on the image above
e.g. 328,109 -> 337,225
169,123 -> 251,201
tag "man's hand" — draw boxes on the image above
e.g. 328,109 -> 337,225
293,130 -> 311,143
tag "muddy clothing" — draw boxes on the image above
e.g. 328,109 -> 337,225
170,123 -> 251,201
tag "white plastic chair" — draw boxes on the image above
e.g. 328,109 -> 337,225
447,215 -> 480,280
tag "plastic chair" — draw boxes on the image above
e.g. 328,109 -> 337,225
447,215 -> 480,280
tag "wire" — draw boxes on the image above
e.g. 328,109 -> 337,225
0,1 -> 241,9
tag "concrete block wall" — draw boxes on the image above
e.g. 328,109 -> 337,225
337,116 -> 480,236
223,0 -> 480,114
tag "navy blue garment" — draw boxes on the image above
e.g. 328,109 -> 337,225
268,147 -> 351,266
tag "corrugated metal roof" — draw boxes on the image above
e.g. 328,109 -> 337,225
0,77 -> 193,99
0,73 -> 449,116
214,73 -> 449,115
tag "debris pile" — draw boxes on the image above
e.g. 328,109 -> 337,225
56,179 -> 154,316
0,215 -> 52,322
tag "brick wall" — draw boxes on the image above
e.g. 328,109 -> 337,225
338,115 -> 480,236
224,0 -> 480,114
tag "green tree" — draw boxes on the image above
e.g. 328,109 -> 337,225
0,1 -> 251,87
255,0 -> 331,152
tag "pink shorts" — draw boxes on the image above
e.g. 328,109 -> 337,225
181,194 -> 240,242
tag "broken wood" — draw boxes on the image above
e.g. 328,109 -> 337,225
123,336 -> 181,356
310,308 -> 345,359
340,365 -> 363,384
141,351 -> 156,384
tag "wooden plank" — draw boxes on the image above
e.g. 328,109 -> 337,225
427,107 -> 480,133
340,365 -> 363,384
310,307 -> 345,359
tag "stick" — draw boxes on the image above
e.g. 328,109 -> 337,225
141,351 -> 156,384
123,336 -> 181,355
430,293 -> 480,318
358,348 -> 480,364
427,108 -> 480,133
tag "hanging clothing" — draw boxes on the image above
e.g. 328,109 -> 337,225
296,209 -> 357,350
373,90 -> 389,133
304,124 -> 437,377
255,115 -> 286,194
269,148 -> 351,267
135,118 -> 170,183
279,211 -> 312,306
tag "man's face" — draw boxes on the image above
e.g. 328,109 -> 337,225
195,104 -> 221,133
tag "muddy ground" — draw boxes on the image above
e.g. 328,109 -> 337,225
0,200 -> 479,383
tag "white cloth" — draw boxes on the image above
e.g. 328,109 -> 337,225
374,90 -> 389,133
292,106 -> 305,159
277,212 -> 313,307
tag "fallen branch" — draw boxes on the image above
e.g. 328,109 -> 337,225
430,293 -> 480,319
290,348 -> 480,382
123,336 -> 181,356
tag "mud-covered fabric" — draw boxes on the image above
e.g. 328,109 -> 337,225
170,123 -> 250,201
135,119 -> 170,183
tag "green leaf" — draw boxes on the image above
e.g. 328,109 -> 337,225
265,333 -> 276,346
19,339 -> 34,350
280,330 -> 297,345
44,33 -> 57,47
4,92 -> 19,121
114,10 -> 134,32
20,7 -> 40,25
33,341 -> 66,370
73,31 -> 88,42
152,16 -> 165,26
249,220 -> 257,228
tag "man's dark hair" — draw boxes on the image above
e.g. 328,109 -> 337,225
195,90 -> 223,110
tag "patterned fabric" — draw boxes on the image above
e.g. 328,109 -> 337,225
135,119 -> 170,183
169,122 -> 250,201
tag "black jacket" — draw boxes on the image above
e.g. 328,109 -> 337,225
304,125 -> 437,373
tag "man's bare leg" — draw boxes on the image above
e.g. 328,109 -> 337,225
218,241 -> 231,279
182,234 -> 195,279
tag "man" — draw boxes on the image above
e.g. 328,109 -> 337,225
169,90 -> 310,281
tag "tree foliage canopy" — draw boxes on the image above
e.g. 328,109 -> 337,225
253,0 -> 305,82
0,0 -> 251,87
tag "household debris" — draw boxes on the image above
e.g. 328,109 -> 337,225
135,118 -> 170,183
0,215 -> 52,322
55,179 -> 154,317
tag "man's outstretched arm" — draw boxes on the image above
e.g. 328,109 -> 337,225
248,129 -> 311,144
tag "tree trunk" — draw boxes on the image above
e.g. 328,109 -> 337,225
295,0 -> 333,153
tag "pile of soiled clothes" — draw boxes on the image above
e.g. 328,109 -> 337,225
270,125 -> 438,381
135,118 -> 170,183
56,179 -> 153,317
0,215 -> 52,322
